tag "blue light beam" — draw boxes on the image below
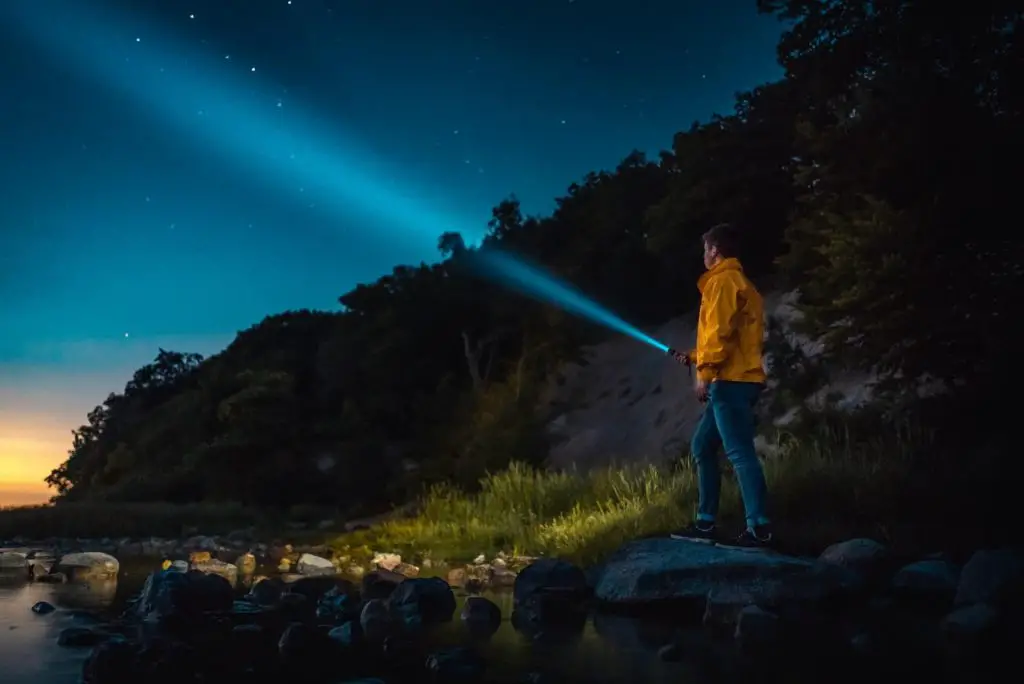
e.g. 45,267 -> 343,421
474,250 -> 670,353
3,1 -> 479,252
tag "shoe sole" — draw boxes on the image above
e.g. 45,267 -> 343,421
669,534 -> 716,544
714,541 -> 775,552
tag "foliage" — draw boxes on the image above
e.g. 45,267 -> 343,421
334,418 -> 965,566
41,2 -> 1021,517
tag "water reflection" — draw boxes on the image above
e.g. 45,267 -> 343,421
0,571 -> 120,684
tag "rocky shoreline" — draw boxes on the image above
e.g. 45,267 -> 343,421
2,536 -> 1022,682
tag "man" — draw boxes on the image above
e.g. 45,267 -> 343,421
670,223 -> 773,547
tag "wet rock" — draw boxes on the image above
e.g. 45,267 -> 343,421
818,538 -> 889,584
461,596 -> 502,638
234,552 -> 257,575
513,558 -> 589,624
296,552 -> 336,576
941,603 -> 998,641
954,548 -> 1024,609
277,621 -> 336,674
372,552 -> 402,571
316,584 -> 361,622
388,576 -> 457,629
363,569 -> 406,600
703,586 -> 757,626
360,598 -> 392,640
0,550 -> 28,569
891,559 -> 959,611
734,605 -> 781,648
291,575 -> 356,602
31,600 -> 56,614
247,576 -> 285,606
81,638 -> 139,683
188,551 -> 211,564
190,558 -> 238,587
55,552 -> 119,581
595,538 -> 849,609
657,642 -> 683,661
425,646 -> 485,683
392,562 -> 421,578
57,625 -> 109,648
328,620 -> 361,646
132,569 -> 234,622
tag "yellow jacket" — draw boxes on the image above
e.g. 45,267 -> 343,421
688,258 -> 766,384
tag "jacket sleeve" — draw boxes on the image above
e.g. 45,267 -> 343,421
696,276 -> 741,382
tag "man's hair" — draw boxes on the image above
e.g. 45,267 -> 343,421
702,223 -> 740,258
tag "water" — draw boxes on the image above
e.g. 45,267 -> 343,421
0,571 -> 125,684
0,564 -> 703,684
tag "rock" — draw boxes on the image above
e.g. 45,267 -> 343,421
328,621 -> 360,646
472,554 -> 486,564
31,600 -> 56,614
461,596 -> 502,638
234,552 -> 257,575
734,605 -> 781,648
296,553 -> 336,576
388,576 -> 457,628
55,552 -> 119,581
363,569 -> 406,600
392,562 -> 420,578
594,538 -> 847,608
941,603 -> 998,640
372,552 -> 402,571
247,577 -> 285,606
703,586 -> 758,626
954,548 -> 1024,608
425,647 -> 485,682
57,626 -> 109,648
316,585 -> 361,622
133,569 -> 234,621
182,535 -> 218,551
818,538 -> 888,583
891,559 -> 959,608
0,550 -> 28,569
360,598 -> 392,640
190,559 -> 238,587
81,638 -> 139,683
658,643 -> 683,661
513,558 -> 588,624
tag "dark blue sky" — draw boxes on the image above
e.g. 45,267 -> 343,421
0,0 -> 783,501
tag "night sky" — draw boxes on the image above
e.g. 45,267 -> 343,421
0,0 -> 783,504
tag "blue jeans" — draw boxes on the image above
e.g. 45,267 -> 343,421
691,380 -> 770,529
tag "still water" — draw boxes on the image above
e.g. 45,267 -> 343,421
0,565 -> 700,684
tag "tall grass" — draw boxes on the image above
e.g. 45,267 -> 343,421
336,419 -> 940,566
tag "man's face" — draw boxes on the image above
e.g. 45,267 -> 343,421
702,239 -> 719,270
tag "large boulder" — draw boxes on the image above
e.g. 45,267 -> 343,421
55,552 -> 119,581
132,569 -> 234,622
594,538 -> 854,608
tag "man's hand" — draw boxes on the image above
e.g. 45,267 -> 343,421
671,350 -> 691,366
695,377 -> 709,403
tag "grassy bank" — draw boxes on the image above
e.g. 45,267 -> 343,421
334,420 -> 983,567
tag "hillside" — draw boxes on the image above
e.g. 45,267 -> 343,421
38,1 -> 1020,515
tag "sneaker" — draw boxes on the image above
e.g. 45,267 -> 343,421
670,520 -> 718,543
719,524 -> 774,550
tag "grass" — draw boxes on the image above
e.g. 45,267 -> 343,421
333,419 -> 982,567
